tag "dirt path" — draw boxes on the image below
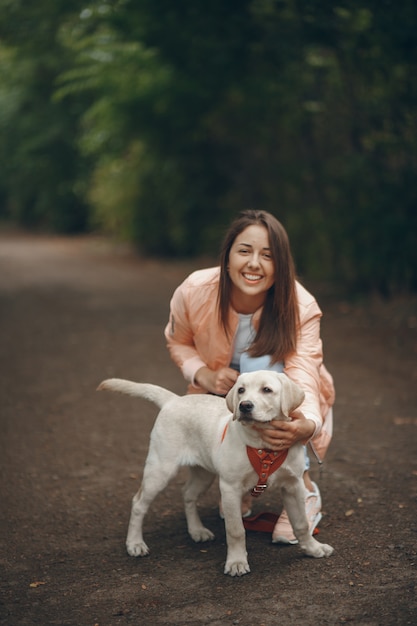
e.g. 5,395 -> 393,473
0,232 -> 416,626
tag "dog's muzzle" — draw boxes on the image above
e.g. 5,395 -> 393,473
239,400 -> 254,414
238,400 -> 254,422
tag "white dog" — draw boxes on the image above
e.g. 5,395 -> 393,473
98,371 -> 334,576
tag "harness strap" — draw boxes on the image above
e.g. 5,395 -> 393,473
246,447 -> 288,497
220,423 -> 288,498
221,422 -> 229,442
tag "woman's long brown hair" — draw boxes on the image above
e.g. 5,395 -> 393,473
217,210 -> 299,363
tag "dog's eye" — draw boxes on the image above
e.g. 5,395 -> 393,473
237,387 -> 245,394
262,386 -> 273,393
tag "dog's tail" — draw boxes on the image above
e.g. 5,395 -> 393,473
97,378 -> 178,409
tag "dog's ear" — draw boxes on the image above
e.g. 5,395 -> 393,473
225,384 -> 238,419
279,375 -> 305,418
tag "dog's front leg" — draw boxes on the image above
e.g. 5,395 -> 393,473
281,481 -> 334,558
219,480 -> 250,576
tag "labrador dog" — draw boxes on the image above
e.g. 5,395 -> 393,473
98,371 -> 334,576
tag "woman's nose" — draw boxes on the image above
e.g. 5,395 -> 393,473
247,253 -> 260,267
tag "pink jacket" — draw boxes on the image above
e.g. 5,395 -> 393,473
165,267 -> 335,460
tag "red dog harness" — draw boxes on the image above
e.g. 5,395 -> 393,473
246,447 -> 288,497
220,423 -> 288,497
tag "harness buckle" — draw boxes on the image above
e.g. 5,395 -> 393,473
251,483 -> 268,497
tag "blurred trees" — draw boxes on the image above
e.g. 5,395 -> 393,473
0,0 -> 89,232
0,0 -> 416,294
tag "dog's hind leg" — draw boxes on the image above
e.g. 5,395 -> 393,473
183,466 -> 216,542
126,457 -> 178,557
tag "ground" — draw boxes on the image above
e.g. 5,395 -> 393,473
0,232 -> 416,626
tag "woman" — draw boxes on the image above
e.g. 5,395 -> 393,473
164,209 -> 335,543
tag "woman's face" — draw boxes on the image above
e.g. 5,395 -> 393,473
227,224 -> 275,313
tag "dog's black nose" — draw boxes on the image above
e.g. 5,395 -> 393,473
239,400 -> 254,414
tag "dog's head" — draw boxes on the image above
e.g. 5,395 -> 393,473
225,371 -> 305,425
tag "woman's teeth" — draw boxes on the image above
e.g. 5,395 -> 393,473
243,273 -> 262,281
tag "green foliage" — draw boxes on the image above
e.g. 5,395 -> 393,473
0,0 -> 416,292
0,0 -> 88,232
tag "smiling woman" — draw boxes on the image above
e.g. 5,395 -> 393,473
164,209 -> 335,544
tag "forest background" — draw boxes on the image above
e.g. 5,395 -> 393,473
0,0 -> 416,296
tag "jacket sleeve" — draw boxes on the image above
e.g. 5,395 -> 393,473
164,282 -> 207,384
284,301 -> 324,437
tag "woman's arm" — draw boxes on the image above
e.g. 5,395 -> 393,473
284,302 -> 324,437
164,284 -> 207,383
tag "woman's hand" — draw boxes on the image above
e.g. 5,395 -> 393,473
252,408 -> 316,451
194,366 -> 239,396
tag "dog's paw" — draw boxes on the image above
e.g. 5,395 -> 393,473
126,540 -> 150,557
224,560 -> 251,577
189,527 -> 215,543
302,540 -> 334,558
316,543 -> 334,558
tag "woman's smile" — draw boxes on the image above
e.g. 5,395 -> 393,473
243,273 -> 263,282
